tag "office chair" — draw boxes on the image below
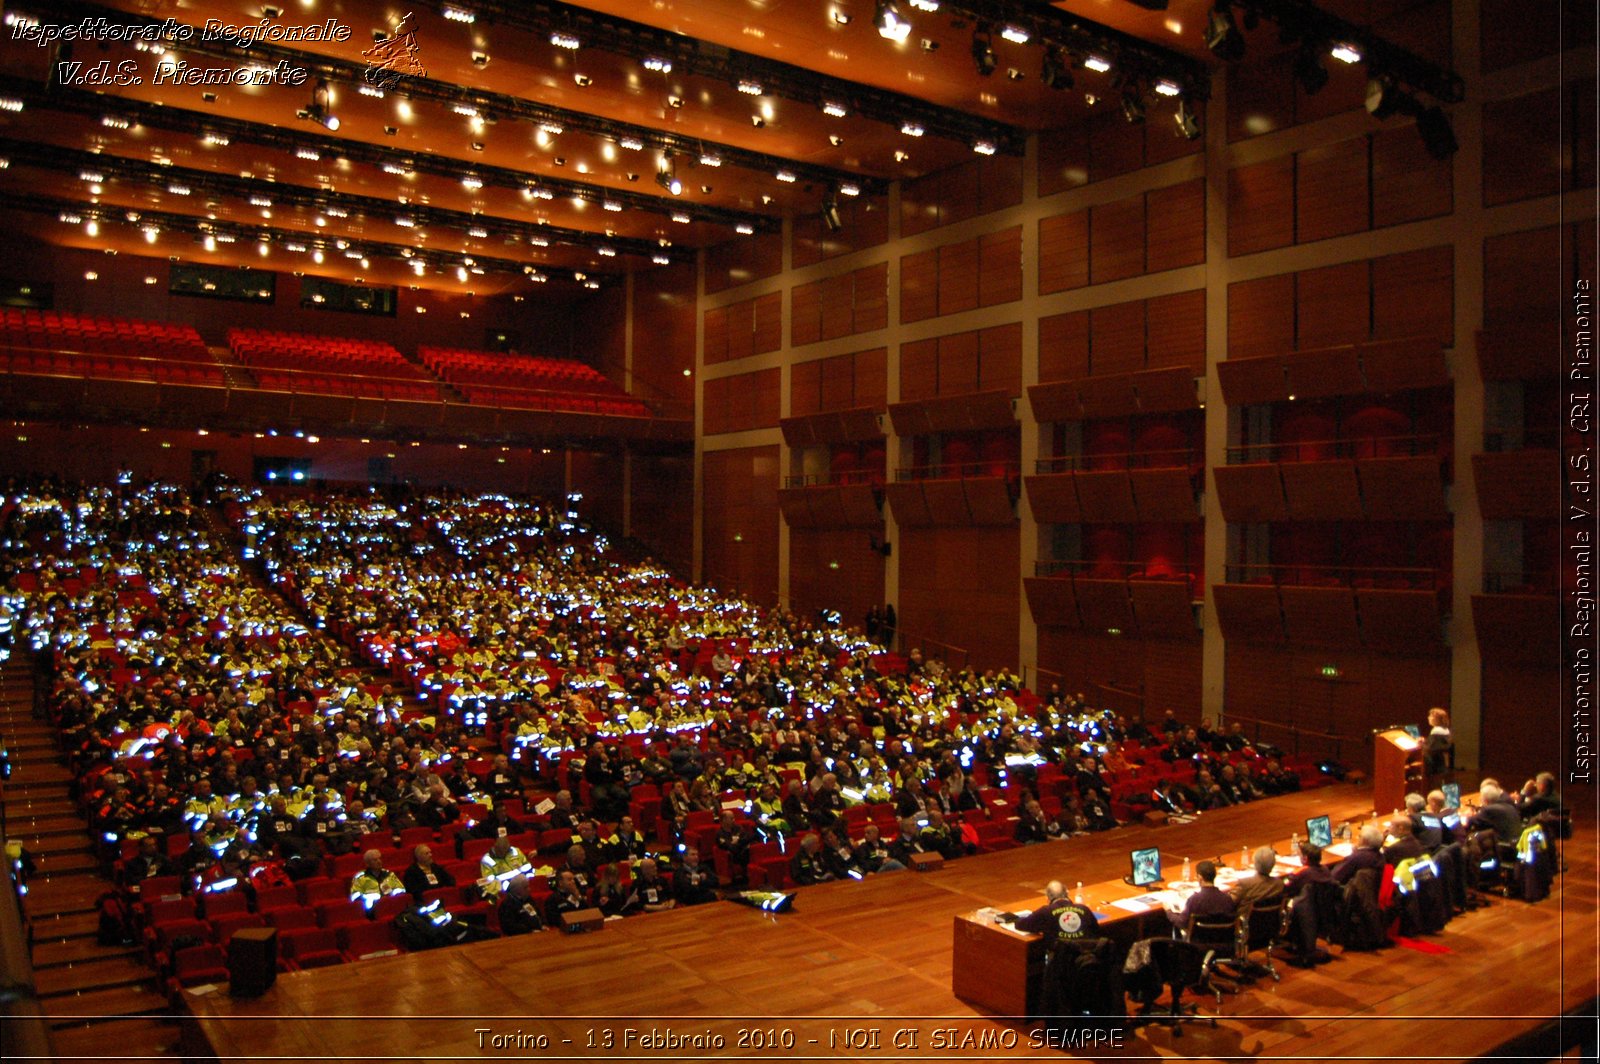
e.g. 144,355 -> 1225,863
1234,900 -> 1284,982
1126,937 -> 1219,1036
1184,912 -> 1239,1000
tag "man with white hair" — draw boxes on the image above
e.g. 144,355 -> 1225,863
1333,824 -> 1386,885
1466,778 -> 1524,845
349,848 -> 405,903
1232,845 -> 1285,918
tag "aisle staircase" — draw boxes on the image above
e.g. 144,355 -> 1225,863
0,660 -> 181,1060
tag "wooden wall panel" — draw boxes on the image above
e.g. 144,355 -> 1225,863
899,339 -> 938,402
855,347 -> 888,410
1228,155 -> 1296,256
1039,311 -> 1090,384
704,306 -> 729,366
631,262 -> 696,408
629,453 -> 692,572
1483,85 -> 1564,207
1090,300 -> 1146,377
788,527 -> 886,628
753,292 -> 782,355
1371,126 -> 1454,228
1037,121 -> 1091,198
1145,290 -> 1206,373
705,231 -> 782,295
1480,0 -> 1594,72
1145,179 -> 1206,273
821,273 -> 855,342
937,238 -> 980,317
790,359 -> 821,417
855,263 -> 890,334
1480,663 -> 1562,784
979,227 -> 1023,307
937,330 -> 980,396
898,525 -> 1020,671
1484,226 -> 1564,334
900,248 -> 938,324
1295,261 -> 1370,349
1372,246 -> 1454,348
792,193 -> 889,269
979,323 -> 1022,396
791,281 -> 822,348
701,445 -> 780,604
1087,111 -> 1146,183
724,298 -> 755,362
978,153 -> 1026,216
1039,210 -> 1090,295
818,352 -> 855,412
702,368 -> 780,435
1296,138 -> 1370,244
1228,275 -> 1296,358
1090,194 -> 1147,284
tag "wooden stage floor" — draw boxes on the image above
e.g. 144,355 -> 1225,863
177,782 -> 1598,1063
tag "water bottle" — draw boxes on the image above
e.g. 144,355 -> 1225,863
1240,845 -> 1249,870
1074,881 -> 1084,904
1290,831 -> 1299,853
1181,857 -> 1191,882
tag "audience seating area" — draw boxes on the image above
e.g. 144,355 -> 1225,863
418,346 -> 649,416
0,309 -> 222,384
227,329 -> 439,402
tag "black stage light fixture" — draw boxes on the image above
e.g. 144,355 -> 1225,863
821,191 -> 843,232
971,24 -> 997,77
874,0 -> 910,42
1415,106 -> 1457,159
655,155 -> 682,195
299,79 -> 341,130
1365,75 -> 1407,119
1174,98 -> 1202,140
1041,46 -> 1072,90
1121,85 -> 1146,124
1294,44 -> 1329,95
1204,4 -> 1245,63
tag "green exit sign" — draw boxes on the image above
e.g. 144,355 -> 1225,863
1320,665 -> 1341,678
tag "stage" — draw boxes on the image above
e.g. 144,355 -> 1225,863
177,782 -> 1598,1062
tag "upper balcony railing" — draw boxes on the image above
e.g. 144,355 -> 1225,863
1225,432 -> 1444,464
1033,448 -> 1199,474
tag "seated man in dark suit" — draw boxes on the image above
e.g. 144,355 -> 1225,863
1169,859 -> 1236,931
1333,824 -> 1386,885
1382,816 -> 1425,867
1465,779 -> 1525,845
1282,842 -> 1336,966
497,874 -> 545,936
1232,845 -> 1285,918
1516,772 -> 1562,820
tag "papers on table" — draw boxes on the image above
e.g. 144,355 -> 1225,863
1326,842 -> 1354,858
1112,890 -> 1182,914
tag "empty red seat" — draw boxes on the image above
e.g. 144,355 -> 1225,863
168,944 -> 230,990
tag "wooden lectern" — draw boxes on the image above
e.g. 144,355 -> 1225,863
1373,728 -> 1425,815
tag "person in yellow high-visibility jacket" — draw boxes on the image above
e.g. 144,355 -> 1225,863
349,849 -> 406,906
478,837 -> 531,896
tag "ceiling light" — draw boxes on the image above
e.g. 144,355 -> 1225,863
619,137 -> 644,150
671,212 -> 692,223
84,220 -> 99,237
894,150 -> 909,161
833,10 -> 852,24
735,223 -> 755,235
0,98 -> 23,113
603,200 -> 622,211
829,135 -> 845,146
312,249 -> 324,263
875,0 -> 911,42
583,281 -> 600,289
838,183 -> 860,196
667,95 -> 684,108
971,26 -> 997,76
452,103 -> 479,117
249,196 -> 273,207
972,140 -> 997,155
167,183 -> 192,196
539,122 -> 565,135
78,170 -> 104,183
822,101 -> 848,118
358,85 -> 385,98
775,169 -> 797,182
908,0 -> 939,9
203,235 -> 216,251
549,32 -> 581,50
1331,42 -> 1363,64
642,57 -> 672,72
1155,80 -> 1181,97
1205,4 -> 1245,62
142,226 -> 159,243
999,25 -> 1030,44
697,153 -> 723,168
573,74 -> 591,86
296,148 -> 321,160
442,6 -> 475,23
461,175 -> 483,189
597,247 -> 616,257
656,158 -> 682,195
652,254 -> 671,265
737,80 -> 764,95
900,121 -> 924,137
1083,55 -> 1111,73
396,216 -> 415,227
468,227 -> 489,238
101,115 -> 131,129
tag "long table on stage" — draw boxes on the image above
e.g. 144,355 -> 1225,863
178,782 -> 1597,1062
950,785 -> 1381,1017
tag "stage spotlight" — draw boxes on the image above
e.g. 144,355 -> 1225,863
299,79 -> 340,130
971,24 -> 997,76
655,158 -> 682,196
1294,44 -> 1328,95
1205,3 -> 1245,62
1416,106 -> 1457,159
1041,46 -> 1072,90
1364,75 -> 1408,119
874,0 -> 911,42
821,192 -> 843,232
1174,98 -> 1202,140
1120,86 -> 1146,124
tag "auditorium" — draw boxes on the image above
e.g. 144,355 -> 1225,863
0,0 -> 1593,1061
